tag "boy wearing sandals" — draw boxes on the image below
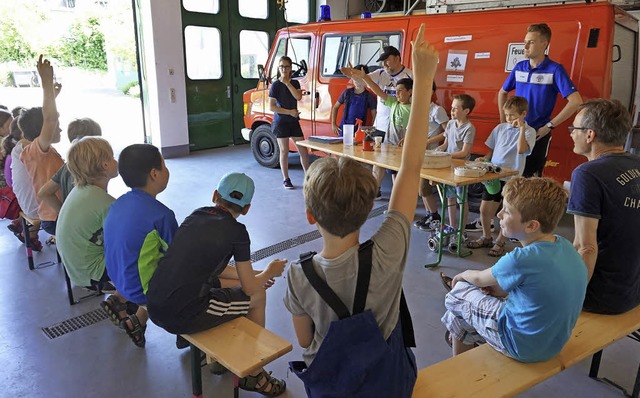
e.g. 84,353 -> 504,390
56,137 -> 118,292
442,177 -> 587,362
146,172 -> 288,396
103,144 -> 178,347
283,24 -> 438,397
466,96 -> 536,257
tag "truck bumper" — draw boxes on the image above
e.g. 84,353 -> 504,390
241,128 -> 252,142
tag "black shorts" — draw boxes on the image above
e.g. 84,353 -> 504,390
273,120 -> 303,139
481,181 -> 506,202
523,133 -> 551,177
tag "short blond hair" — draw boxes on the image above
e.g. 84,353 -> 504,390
68,118 -> 102,142
304,157 -> 377,238
67,137 -> 114,187
502,177 -> 567,233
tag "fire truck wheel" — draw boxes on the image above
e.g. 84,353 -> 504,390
251,124 -> 280,168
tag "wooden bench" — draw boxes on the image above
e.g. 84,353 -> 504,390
413,306 -> 640,398
181,317 -> 293,398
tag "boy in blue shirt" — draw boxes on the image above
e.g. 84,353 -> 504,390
441,177 -> 587,362
467,96 -> 536,256
331,64 -> 377,136
103,144 -> 178,348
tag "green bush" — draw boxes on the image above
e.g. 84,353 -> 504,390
0,20 -> 35,65
121,80 -> 140,97
57,17 -> 107,71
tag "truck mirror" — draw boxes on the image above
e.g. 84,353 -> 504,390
258,64 -> 266,83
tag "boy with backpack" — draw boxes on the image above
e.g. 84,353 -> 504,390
284,24 -> 437,397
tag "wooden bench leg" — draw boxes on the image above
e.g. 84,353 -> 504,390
589,350 -> 603,378
190,344 -> 203,398
22,216 -> 34,271
632,361 -> 640,398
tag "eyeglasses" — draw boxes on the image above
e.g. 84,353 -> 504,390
567,126 -> 590,133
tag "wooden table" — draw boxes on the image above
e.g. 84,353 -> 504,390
297,140 -> 518,267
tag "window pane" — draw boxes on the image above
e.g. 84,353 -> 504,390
238,0 -> 268,19
183,0 -> 219,14
269,37 -> 311,80
184,26 -> 222,80
285,0 -> 308,23
322,33 -> 403,77
240,31 -> 269,79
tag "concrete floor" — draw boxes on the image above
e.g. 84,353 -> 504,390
0,144 -> 638,398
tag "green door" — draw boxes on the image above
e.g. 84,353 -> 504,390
181,0 -> 293,151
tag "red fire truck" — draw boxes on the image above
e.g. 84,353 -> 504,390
242,2 -> 638,182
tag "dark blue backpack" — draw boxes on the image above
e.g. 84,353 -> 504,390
289,240 -> 417,398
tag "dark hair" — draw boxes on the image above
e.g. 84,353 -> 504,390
503,96 -> 529,114
0,105 -> 7,111
0,109 -> 11,126
1,119 -> 21,169
279,56 -> 293,66
11,107 -> 26,118
354,64 -> 370,74
17,107 -> 43,141
579,99 -> 632,146
118,144 -> 163,188
453,94 -> 476,114
397,77 -> 413,91
214,196 -> 244,215
528,23 -> 552,43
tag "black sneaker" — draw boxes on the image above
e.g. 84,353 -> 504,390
418,213 -> 441,231
413,216 -> 429,229
283,178 -> 294,190
465,218 -> 495,232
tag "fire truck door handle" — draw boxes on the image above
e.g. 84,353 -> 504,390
226,86 -> 231,98
315,92 -> 320,109
612,45 -> 621,62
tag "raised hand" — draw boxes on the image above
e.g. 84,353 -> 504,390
36,55 -> 54,85
54,82 -> 62,98
411,24 -> 438,80
340,66 -> 366,80
511,114 -> 525,128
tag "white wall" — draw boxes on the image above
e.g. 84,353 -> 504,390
139,0 -> 189,157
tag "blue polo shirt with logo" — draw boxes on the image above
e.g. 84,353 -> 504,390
502,57 -> 577,129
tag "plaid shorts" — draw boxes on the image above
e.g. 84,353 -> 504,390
441,281 -> 509,355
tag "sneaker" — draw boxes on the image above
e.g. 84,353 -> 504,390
413,216 -> 429,229
374,189 -> 383,200
100,281 -> 117,293
465,218 -> 495,232
418,213 -> 441,231
283,178 -> 294,189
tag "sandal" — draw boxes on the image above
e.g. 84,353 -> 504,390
488,241 -> 506,257
120,314 -> 146,348
100,295 -> 127,327
440,272 -> 453,292
466,236 -> 493,249
239,370 -> 286,396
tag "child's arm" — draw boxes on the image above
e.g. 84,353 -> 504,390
330,100 -> 343,135
427,123 -> 446,147
235,259 -> 286,296
341,67 -> 389,102
573,215 -> 599,281
512,116 -> 530,154
452,268 -> 498,288
36,55 -> 59,152
282,74 -> 303,100
389,24 -> 438,221
450,142 -> 473,159
38,179 -> 62,214
475,149 -> 493,162
292,314 -> 314,348
435,136 -> 448,152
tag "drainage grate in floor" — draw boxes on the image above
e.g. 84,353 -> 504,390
42,308 -> 108,339
248,204 -> 387,263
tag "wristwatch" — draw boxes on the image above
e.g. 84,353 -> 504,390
545,122 -> 555,130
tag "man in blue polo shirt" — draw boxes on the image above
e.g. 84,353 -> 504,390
498,23 -> 583,177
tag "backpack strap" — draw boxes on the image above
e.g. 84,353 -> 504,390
400,291 -> 416,347
300,251 -> 351,320
352,240 -> 374,314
